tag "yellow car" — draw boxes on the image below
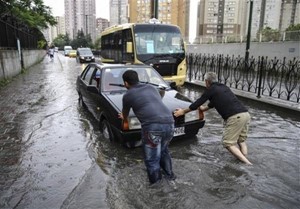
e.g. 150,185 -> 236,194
69,50 -> 77,58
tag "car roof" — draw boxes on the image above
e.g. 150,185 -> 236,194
77,47 -> 91,50
92,63 -> 150,70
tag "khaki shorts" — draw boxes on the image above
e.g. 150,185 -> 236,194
222,112 -> 250,147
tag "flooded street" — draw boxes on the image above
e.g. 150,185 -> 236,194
0,53 -> 299,209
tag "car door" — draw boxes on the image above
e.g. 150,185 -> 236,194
80,64 -> 97,114
87,67 -> 105,120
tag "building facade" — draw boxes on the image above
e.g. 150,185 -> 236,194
110,0 -> 128,26
95,18 -> 110,38
197,0 -> 248,42
128,0 -> 190,41
64,0 -> 96,42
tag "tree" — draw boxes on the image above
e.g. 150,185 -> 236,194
260,27 -> 280,42
52,34 -> 67,49
285,24 -> 300,41
71,29 -> 93,49
0,0 -> 57,29
286,24 -> 300,31
94,37 -> 101,50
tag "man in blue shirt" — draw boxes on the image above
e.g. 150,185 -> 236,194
119,70 -> 176,184
174,72 -> 252,165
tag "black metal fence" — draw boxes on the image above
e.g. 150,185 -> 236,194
186,54 -> 300,103
0,15 -> 40,49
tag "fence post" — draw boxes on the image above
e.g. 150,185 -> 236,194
257,56 -> 264,98
188,54 -> 193,82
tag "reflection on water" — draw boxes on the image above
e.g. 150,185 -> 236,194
99,85 -> 300,209
0,57 -> 299,209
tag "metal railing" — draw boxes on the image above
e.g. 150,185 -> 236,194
0,15 -> 39,49
186,54 -> 300,103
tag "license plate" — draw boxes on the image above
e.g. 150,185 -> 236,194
174,127 -> 185,137
86,59 -> 91,61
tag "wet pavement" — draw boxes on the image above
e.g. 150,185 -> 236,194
0,53 -> 299,209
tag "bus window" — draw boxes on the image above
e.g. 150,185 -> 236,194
126,42 -> 133,53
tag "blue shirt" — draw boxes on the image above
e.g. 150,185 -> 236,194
122,83 -> 174,127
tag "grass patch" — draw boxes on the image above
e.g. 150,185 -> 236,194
0,78 -> 11,88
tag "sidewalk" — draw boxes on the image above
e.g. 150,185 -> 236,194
184,81 -> 300,113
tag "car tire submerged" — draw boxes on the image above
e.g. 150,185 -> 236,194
100,119 -> 114,142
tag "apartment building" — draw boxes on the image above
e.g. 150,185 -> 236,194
95,17 -> 110,38
110,0 -> 128,26
128,0 -> 190,41
198,0 -> 248,37
64,0 -> 96,42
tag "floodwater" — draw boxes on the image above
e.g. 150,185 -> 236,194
0,53 -> 299,209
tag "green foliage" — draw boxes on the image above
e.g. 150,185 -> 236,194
52,34 -> 70,49
71,29 -> 93,49
37,39 -> 47,49
0,0 -> 57,29
285,24 -> 300,41
286,24 -> 300,31
94,37 -> 101,49
260,27 -> 281,42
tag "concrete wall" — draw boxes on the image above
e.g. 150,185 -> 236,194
0,50 -> 45,80
187,41 -> 300,61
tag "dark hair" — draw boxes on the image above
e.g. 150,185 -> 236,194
122,70 -> 139,85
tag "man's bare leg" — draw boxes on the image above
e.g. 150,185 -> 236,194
227,145 -> 252,165
238,142 -> 248,156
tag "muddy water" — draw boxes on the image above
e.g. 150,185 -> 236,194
0,54 -> 299,209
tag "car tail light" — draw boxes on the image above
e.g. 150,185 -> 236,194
122,117 -> 141,130
122,119 -> 129,130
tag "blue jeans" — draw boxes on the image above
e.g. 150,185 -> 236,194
141,123 -> 175,184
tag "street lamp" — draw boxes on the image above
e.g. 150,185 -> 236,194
245,0 -> 253,64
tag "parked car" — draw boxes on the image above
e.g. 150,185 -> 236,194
76,63 -> 205,147
68,50 -> 77,58
76,47 -> 95,63
64,46 -> 72,56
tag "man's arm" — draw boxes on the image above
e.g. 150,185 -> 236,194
173,108 -> 191,117
174,105 -> 210,117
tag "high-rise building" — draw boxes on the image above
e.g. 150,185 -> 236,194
43,16 -> 66,45
251,0 -> 300,36
128,0 -> 190,41
95,18 -> 110,38
110,0 -> 128,26
279,0 -> 300,31
197,0 -> 248,38
55,16 -> 66,36
64,0 -> 96,42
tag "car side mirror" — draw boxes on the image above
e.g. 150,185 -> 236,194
87,85 -> 99,94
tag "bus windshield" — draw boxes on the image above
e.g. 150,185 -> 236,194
133,25 -> 185,55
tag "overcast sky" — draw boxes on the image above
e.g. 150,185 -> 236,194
43,0 -> 110,20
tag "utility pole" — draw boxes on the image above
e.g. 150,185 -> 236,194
151,0 -> 158,19
245,0 -> 253,63
85,15 -> 88,35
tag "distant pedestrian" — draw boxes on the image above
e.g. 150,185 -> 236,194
119,70 -> 176,185
174,72 -> 252,165
48,46 -> 55,61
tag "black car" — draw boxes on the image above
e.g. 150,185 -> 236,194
76,63 -> 205,147
76,47 -> 95,63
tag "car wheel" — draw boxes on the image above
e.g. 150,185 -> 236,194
125,140 -> 142,148
100,119 -> 114,141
